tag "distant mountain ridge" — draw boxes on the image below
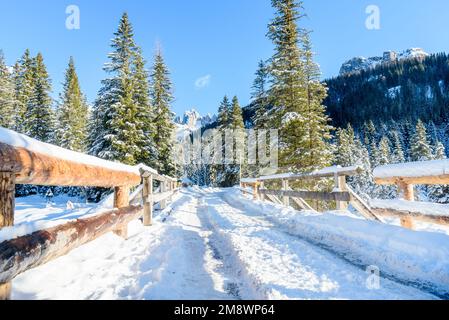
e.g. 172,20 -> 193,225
174,108 -> 216,140
339,48 -> 429,76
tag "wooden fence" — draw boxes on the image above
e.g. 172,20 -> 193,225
241,166 -> 381,221
243,161 -> 449,232
373,160 -> 449,229
0,133 -> 178,300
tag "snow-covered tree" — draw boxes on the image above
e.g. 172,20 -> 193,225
150,48 -> 175,175
133,47 -> 157,166
391,131 -> 405,164
251,60 -> 270,129
428,141 -> 449,203
0,51 -> 15,129
267,0 -> 332,173
23,53 -> 54,142
410,119 -> 433,161
55,57 -> 89,152
12,49 -> 35,132
217,96 -> 231,129
90,13 -> 145,165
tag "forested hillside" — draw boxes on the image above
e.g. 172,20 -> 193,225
325,53 -> 449,129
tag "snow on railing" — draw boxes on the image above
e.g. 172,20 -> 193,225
240,165 -> 380,221
373,159 -> 449,230
0,127 -> 179,300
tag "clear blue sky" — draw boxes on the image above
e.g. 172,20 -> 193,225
1,0 -> 449,117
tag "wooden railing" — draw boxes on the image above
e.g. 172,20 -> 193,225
0,129 -> 179,300
241,166 -> 381,221
373,159 -> 449,229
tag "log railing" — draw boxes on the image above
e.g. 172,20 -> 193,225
0,129 -> 179,299
373,159 -> 449,229
241,166 -> 381,221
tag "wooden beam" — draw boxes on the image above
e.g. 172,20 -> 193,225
0,142 -> 141,188
0,172 -> 14,300
160,181 -> 167,209
397,181 -> 415,201
142,175 -> 154,226
253,181 -> 260,200
257,166 -> 362,182
0,205 -> 143,284
259,181 -> 265,201
282,180 -> 289,206
259,189 -> 351,202
113,186 -> 130,239
371,207 -> 449,226
346,185 -> 382,221
375,175 -> 449,186
335,174 -> 349,210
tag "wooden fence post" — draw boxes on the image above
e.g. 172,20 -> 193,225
282,180 -> 289,207
142,175 -> 154,226
160,181 -> 167,209
335,174 -> 349,210
397,181 -> 415,229
0,172 -> 15,300
113,185 -> 130,239
253,182 -> 259,201
260,181 -> 265,201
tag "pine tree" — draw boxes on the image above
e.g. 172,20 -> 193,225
251,60 -> 270,129
23,53 -> 54,142
89,13 -> 142,165
217,96 -> 231,129
12,49 -> 35,132
230,96 -> 244,130
0,51 -> 15,129
267,0 -> 305,128
428,141 -> 449,203
133,47 -> 157,165
299,30 -> 333,171
391,131 -> 405,164
378,136 -> 391,166
55,57 -> 89,152
434,140 -> 446,160
150,48 -> 175,175
410,120 -> 433,161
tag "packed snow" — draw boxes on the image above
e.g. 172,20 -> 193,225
8,188 -> 445,300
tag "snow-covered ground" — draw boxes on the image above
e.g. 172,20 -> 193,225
8,188 -> 445,300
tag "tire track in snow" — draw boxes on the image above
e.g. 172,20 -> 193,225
198,189 -> 437,300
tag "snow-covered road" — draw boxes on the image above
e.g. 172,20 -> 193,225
11,188 -> 438,300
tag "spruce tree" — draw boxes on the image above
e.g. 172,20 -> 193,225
410,120 -> 433,161
217,96 -> 231,129
13,49 -> 35,132
133,47 -> 157,165
24,53 -> 54,142
391,131 -> 405,164
251,60 -> 270,129
230,96 -> 245,130
55,57 -> 89,151
299,31 -> 333,171
150,48 -> 175,175
267,0 -> 305,128
89,13 -> 141,165
0,51 -> 15,129
378,136 -> 391,166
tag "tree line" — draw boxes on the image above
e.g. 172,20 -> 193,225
0,13 -> 175,198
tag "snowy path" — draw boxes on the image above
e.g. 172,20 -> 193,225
11,188 -> 437,300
